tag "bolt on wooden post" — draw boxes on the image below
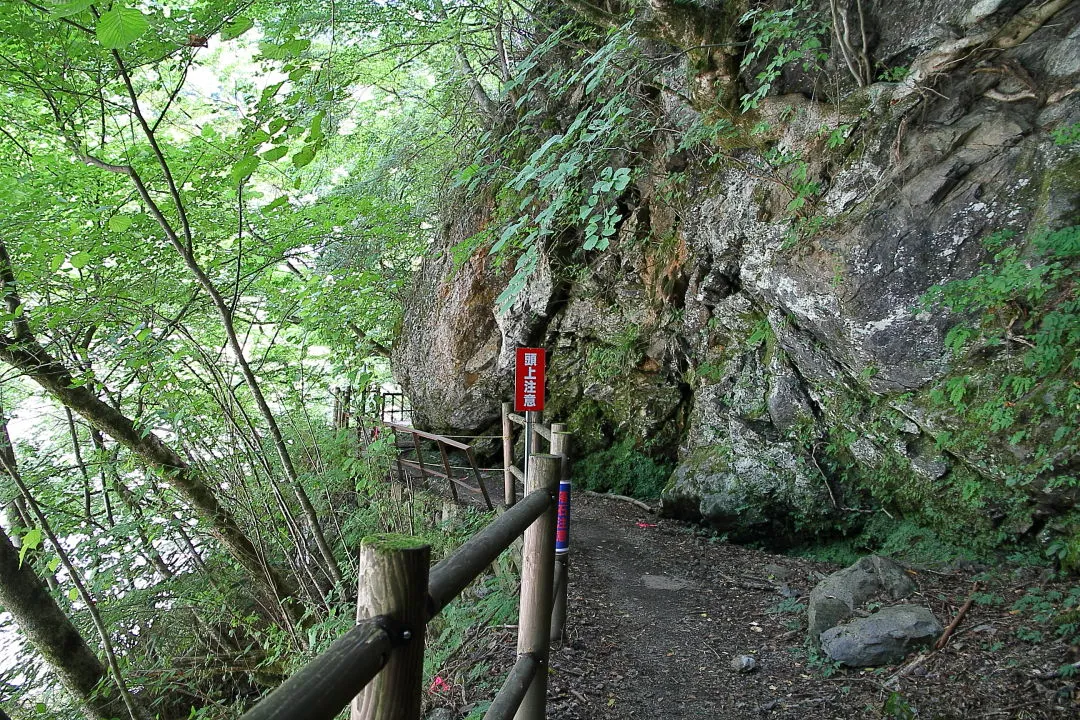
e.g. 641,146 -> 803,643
352,535 -> 430,720
514,454 -> 560,720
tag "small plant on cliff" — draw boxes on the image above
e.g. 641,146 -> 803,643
738,0 -> 830,112
455,22 -> 656,310
586,326 -> 644,381
1052,122 -> 1080,146
920,225 -> 1080,488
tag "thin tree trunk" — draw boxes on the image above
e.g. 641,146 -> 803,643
2,444 -> 145,720
0,522 -> 128,720
0,238 -> 298,620
64,407 -> 93,521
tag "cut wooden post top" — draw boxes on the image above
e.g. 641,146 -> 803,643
359,534 -> 430,553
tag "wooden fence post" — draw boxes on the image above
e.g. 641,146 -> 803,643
514,454 -> 559,720
549,424 -> 570,645
502,402 -> 515,507
351,535 -> 430,720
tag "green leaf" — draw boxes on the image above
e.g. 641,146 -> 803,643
68,587 -> 79,602
18,528 -> 42,568
308,111 -> 326,143
108,215 -> 133,232
261,146 -> 288,162
230,156 -> 260,183
263,196 -> 289,212
69,251 -> 92,270
247,129 -> 271,147
47,557 -> 61,573
292,146 -> 316,169
50,0 -> 93,18
96,7 -> 149,50
221,16 -> 254,41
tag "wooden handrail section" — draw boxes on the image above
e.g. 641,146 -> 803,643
239,620 -> 395,720
428,488 -> 552,617
505,413 -> 551,441
484,653 -> 540,720
380,420 -> 492,509
239,470 -> 560,720
380,420 -> 472,451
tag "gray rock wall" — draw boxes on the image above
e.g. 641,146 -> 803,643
392,0 -> 1079,548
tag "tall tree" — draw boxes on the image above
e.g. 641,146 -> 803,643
0,236 -> 299,623
0,527 -> 127,720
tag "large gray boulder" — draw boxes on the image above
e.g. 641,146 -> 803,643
807,556 -> 916,643
820,605 -> 942,667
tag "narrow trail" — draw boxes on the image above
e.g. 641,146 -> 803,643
548,494 -> 836,719
431,466 -> 1075,717
535,495 -> 1077,719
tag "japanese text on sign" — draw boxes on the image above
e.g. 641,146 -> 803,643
514,347 -> 546,412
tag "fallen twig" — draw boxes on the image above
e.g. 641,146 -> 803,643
935,582 -> 979,651
582,489 -> 656,513
714,570 -> 776,592
887,652 -> 930,684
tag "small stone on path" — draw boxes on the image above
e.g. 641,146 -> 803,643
730,655 -> 757,673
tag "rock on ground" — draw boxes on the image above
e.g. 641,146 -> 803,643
819,605 -> 943,667
807,556 -> 916,642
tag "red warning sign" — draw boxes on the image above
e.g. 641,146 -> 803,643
514,347 -> 546,412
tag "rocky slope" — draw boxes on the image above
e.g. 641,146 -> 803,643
394,0 -> 1080,555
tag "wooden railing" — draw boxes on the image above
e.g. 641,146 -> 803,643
240,450 -> 566,720
383,420 -> 494,510
502,405 -> 570,643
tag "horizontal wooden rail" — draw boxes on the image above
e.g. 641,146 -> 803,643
484,653 -> 539,720
505,414 -> 552,442
399,459 -> 475,488
241,488 -> 554,720
239,620 -> 396,720
427,488 -> 553,617
379,420 -> 472,451
381,421 -> 493,509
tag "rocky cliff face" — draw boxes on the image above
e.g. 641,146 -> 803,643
394,0 -> 1080,553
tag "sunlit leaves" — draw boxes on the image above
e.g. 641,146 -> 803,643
17,528 -> 42,568
230,155 -> 260,183
68,251 -> 92,269
49,0 -> 93,18
96,7 -> 149,50
292,146 -> 315,168
261,146 -> 288,162
108,215 -> 133,232
221,15 -> 254,41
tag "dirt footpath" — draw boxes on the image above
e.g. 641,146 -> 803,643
543,494 -> 1078,719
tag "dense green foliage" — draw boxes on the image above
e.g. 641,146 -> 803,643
0,0 -> 518,716
575,436 -> 671,499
